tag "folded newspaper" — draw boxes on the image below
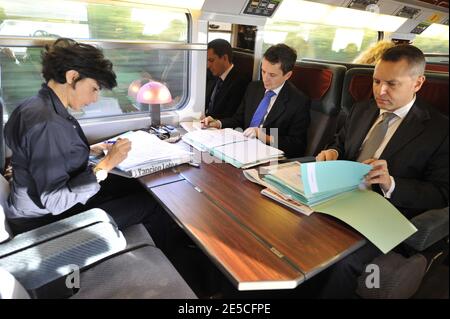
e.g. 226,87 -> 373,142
91,130 -> 192,178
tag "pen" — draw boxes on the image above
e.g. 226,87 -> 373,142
188,162 -> 200,168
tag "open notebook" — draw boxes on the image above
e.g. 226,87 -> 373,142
91,130 -> 192,178
182,128 -> 284,169
244,161 -> 417,254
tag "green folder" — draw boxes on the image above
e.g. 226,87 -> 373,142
261,161 -> 417,253
313,190 -> 417,254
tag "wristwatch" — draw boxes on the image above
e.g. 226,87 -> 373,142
93,165 -> 108,182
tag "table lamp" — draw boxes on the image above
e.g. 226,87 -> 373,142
136,81 -> 172,127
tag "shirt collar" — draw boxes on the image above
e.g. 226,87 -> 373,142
39,83 -> 72,119
266,82 -> 285,96
380,96 -> 416,120
220,64 -> 234,81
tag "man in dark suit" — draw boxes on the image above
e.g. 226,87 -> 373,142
205,39 -> 250,119
202,44 -> 310,158
316,45 -> 448,298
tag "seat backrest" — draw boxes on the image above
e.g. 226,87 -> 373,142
0,207 -> 116,258
232,49 -> 254,82
0,221 -> 126,295
290,61 -> 346,156
341,67 -> 374,115
418,72 -> 449,116
341,68 -> 449,116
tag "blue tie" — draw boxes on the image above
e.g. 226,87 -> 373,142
249,90 -> 276,127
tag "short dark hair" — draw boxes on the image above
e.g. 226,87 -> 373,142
208,39 -> 233,63
380,44 -> 425,76
263,44 -> 297,75
41,38 -> 117,89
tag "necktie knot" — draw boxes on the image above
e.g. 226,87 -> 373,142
381,112 -> 396,122
265,90 -> 276,99
356,112 -> 397,162
249,90 -> 277,127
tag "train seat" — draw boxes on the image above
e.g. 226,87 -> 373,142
290,61 -> 346,156
0,174 -> 196,299
232,49 -> 254,83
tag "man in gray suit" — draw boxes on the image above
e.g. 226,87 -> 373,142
316,44 -> 448,298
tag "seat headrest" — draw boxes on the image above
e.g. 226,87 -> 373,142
343,68 -> 449,117
291,65 -> 334,100
418,76 -> 449,116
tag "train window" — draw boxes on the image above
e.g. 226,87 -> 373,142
0,0 -> 190,120
265,0 -> 406,62
411,24 -> 449,62
0,0 -> 188,42
71,48 -> 189,120
263,21 -> 378,62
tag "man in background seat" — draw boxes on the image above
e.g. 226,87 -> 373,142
205,39 -> 250,119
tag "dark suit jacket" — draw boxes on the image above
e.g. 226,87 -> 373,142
330,99 -> 449,218
205,66 -> 250,119
220,81 -> 310,158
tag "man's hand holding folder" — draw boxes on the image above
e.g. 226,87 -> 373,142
363,159 -> 393,194
317,148 -> 393,196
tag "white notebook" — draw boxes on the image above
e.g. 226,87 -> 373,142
182,128 -> 284,169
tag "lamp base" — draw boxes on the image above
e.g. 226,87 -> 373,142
149,125 -> 181,143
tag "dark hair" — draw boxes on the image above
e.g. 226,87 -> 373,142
263,44 -> 297,75
208,39 -> 233,63
41,38 -> 117,89
380,44 -> 425,76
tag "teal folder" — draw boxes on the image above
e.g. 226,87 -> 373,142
263,160 -> 371,206
258,161 -> 417,253
301,160 -> 372,197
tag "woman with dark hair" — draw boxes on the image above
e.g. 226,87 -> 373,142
4,38 -> 158,234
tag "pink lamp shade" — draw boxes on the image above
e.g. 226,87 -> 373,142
136,81 -> 172,104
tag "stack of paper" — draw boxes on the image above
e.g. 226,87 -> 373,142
263,161 -> 371,206
97,130 -> 192,178
243,160 -> 417,254
182,128 -> 284,169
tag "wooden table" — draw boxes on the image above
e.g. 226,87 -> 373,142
139,148 -> 365,291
